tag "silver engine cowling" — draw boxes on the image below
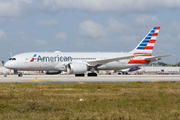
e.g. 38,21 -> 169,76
67,62 -> 88,74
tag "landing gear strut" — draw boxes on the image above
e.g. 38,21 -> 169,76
18,72 -> 23,77
87,67 -> 98,77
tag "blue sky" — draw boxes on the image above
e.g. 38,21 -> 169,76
0,0 -> 180,64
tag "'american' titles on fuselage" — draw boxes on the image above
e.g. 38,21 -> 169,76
36,55 -> 72,62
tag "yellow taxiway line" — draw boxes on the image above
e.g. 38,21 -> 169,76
21,79 -> 59,82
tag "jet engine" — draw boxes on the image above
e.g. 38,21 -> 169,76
67,62 -> 88,74
46,71 -> 61,75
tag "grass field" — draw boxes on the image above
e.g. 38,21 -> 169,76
0,82 -> 180,120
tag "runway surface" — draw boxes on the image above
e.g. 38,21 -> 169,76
0,75 -> 180,83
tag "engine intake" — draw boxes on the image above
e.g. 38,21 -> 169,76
67,62 -> 88,74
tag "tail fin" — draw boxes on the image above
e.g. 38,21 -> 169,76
130,26 -> 160,53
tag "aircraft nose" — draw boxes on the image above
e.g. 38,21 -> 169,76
4,62 -> 9,68
4,61 -> 12,69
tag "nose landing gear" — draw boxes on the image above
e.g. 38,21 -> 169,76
18,72 -> 23,77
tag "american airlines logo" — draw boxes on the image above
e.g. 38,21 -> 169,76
30,54 -> 72,62
30,54 -> 37,62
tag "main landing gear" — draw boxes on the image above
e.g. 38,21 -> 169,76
75,67 -> 98,77
75,73 -> 98,77
87,67 -> 98,77
87,73 -> 97,76
75,74 -> 85,77
118,72 -> 129,75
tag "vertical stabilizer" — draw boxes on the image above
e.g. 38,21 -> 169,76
130,26 -> 160,53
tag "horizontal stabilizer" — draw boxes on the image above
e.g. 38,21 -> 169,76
144,55 -> 174,60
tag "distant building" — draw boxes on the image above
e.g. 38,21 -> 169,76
0,67 -> 11,74
138,66 -> 180,73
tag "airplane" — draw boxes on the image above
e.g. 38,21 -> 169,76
4,26 -> 172,77
118,67 -> 141,75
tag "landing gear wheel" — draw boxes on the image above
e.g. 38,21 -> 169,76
118,72 -> 122,75
75,74 -> 85,77
122,72 -> 128,75
87,73 -> 97,77
18,73 -> 23,77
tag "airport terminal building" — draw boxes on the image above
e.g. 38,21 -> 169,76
138,66 -> 180,74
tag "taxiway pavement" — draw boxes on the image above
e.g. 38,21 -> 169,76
0,75 -> 180,83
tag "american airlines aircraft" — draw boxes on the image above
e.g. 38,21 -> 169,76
4,26 -> 172,77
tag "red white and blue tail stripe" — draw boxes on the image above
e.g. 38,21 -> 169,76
131,26 -> 160,53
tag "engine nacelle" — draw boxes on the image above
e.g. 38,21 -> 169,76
46,71 -> 61,75
67,62 -> 88,74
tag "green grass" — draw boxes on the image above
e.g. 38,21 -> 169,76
0,82 -> 180,119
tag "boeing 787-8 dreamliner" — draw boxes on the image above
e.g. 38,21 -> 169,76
4,26 -> 172,77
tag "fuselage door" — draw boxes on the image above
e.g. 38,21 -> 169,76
24,57 -> 29,63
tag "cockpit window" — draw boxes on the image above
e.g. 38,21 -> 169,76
8,58 -> 16,61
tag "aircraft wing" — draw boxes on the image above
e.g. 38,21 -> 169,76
87,51 -> 162,66
144,55 -> 174,60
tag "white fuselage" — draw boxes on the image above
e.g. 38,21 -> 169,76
4,52 -> 155,72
